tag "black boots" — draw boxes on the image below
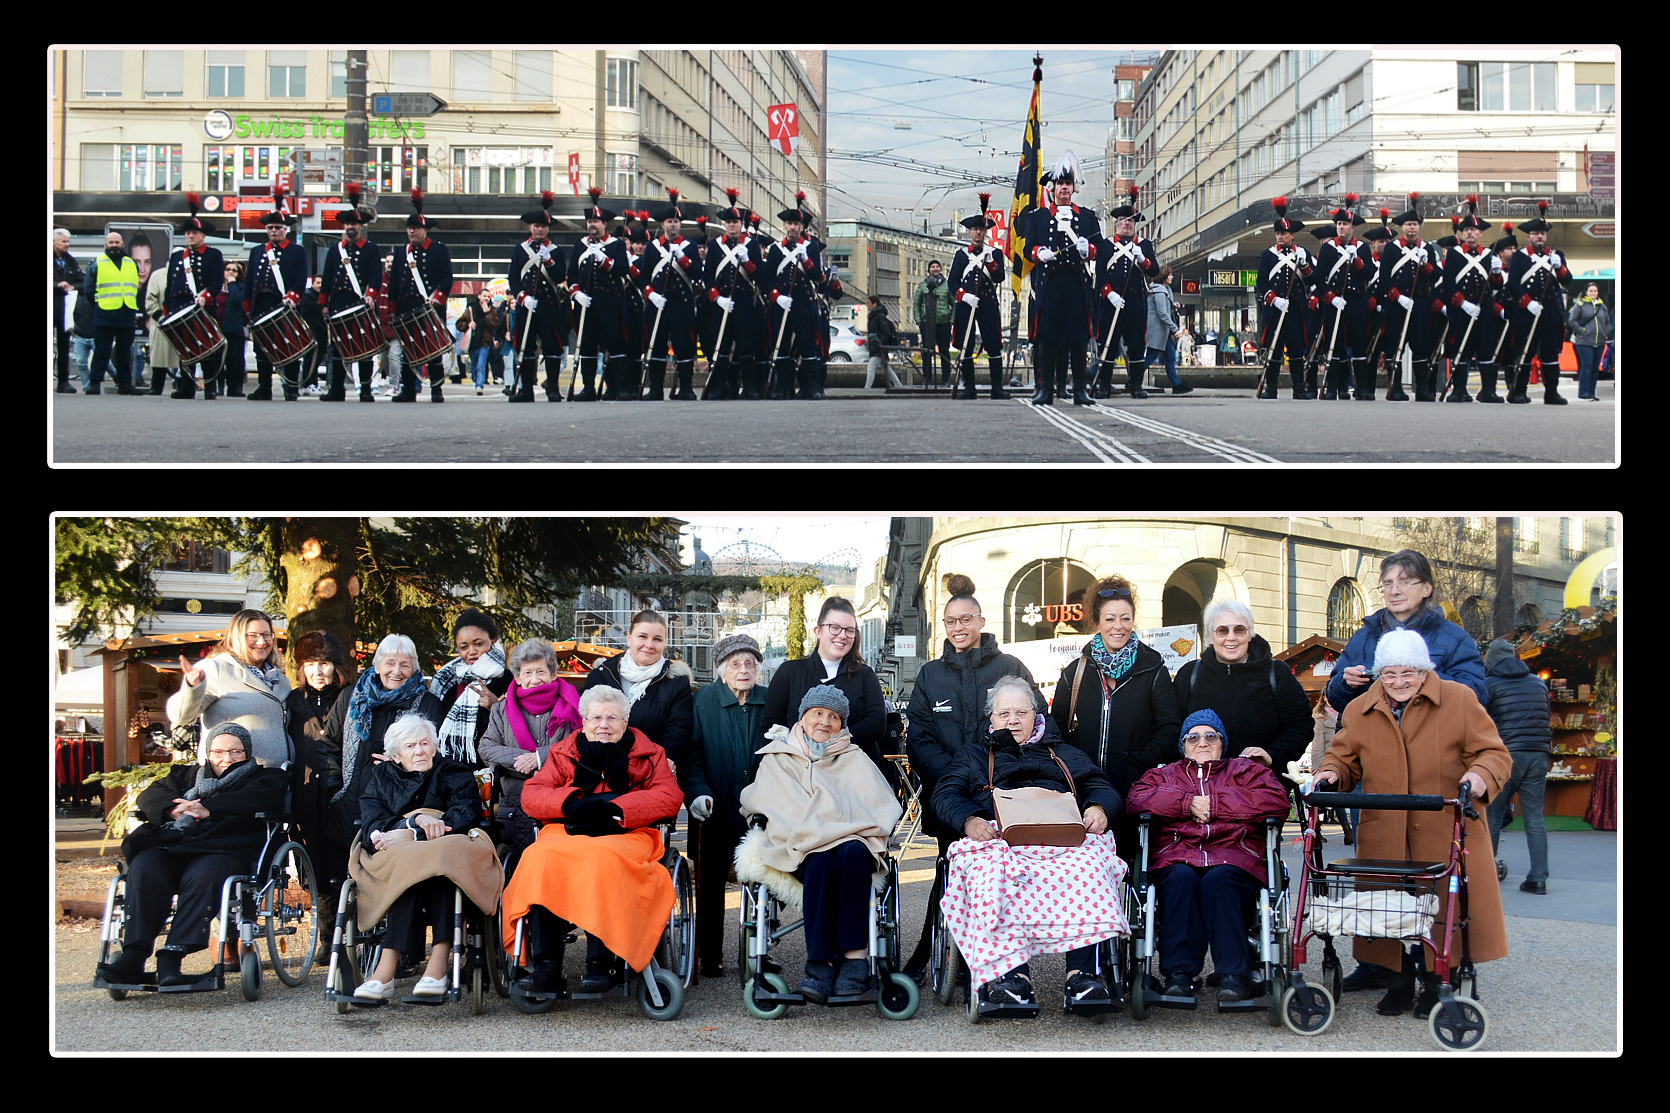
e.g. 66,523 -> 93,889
989,358 -> 1010,400
672,361 -> 698,400
1124,362 -> 1148,400
1476,363 -> 1503,402
1072,364 -> 1095,406
1446,361 -> 1474,402
1543,367 -> 1568,405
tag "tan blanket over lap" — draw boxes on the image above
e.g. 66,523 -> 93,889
349,810 -> 504,928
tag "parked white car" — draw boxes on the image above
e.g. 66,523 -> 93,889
827,322 -> 868,363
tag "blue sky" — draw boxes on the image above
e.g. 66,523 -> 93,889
827,48 -> 1157,228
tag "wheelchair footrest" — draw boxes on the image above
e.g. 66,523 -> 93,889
1215,996 -> 1269,1013
1148,980 -> 1200,1010
400,993 -> 454,1006
975,998 -> 1040,1019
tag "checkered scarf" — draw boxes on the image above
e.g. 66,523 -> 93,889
429,644 -> 507,764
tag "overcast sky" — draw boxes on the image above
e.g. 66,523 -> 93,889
826,47 -> 1160,230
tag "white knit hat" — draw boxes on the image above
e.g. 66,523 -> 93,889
1373,628 -> 1434,673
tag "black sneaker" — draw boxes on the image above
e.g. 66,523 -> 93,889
1341,961 -> 1399,991
1376,980 -> 1417,1015
833,958 -> 870,996
519,958 -> 565,994
1162,971 -> 1196,998
987,970 -> 1036,1007
1064,971 -> 1111,1008
1217,974 -> 1255,1003
1412,977 -> 1442,1019
578,958 -> 618,993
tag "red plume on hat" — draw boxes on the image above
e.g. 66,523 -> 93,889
1450,214 -> 1461,228
796,190 -> 807,204
1345,192 -> 1359,204
186,191 -> 201,216
273,182 -> 287,205
541,190 -> 554,208
696,214 -> 707,228
1503,221 -> 1514,233
1273,195 -> 1288,215
668,187 -> 679,203
410,188 -> 424,212
346,181 -> 361,204
727,187 -> 739,203
1129,184 -> 1139,201
1538,200 -> 1549,217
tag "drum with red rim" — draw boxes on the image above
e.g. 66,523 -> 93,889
250,303 -> 317,366
158,303 -> 226,365
328,302 -> 389,362
392,304 -> 453,365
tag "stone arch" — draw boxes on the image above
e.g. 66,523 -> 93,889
1328,577 -> 1365,641
1004,557 -> 1098,642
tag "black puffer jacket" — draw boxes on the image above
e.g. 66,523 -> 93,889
319,687 -> 446,846
121,759 -> 290,863
906,634 -> 1043,833
358,757 -> 481,847
1051,639 -> 1182,798
284,681 -> 342,846
1172,635 -> 1313,771
1483,640 -> 1553,755
583,655 -> 695,772
931,717 -> 1122,836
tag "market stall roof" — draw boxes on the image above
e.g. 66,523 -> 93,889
54,667 -> 104,710
88,628 -> 289,656
550,640 -> 623,680
1274,634 -> 1348,693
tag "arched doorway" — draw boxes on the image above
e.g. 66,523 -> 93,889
1461,596 -> 1490,640
1328,578 -> 1364,640
1161,560 -> 1223,630
1005,558 -> 1097,642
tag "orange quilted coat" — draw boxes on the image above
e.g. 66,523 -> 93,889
500,728 -> 680,972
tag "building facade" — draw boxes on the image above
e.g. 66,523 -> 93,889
823,218 -> 972,335
874,515 -> 1617,703
52,49 -> 824,289
1102,61 -> 1153,215
1132,49 -> 1616,338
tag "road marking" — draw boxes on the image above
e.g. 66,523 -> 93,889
1022,400 -> 1151,463
1090,403 -> 1284,462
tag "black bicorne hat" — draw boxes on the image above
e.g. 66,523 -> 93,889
405,188 -> 436,229
1457,193 -> 1491,232
654,187 -> 684,224
581,187 -> 616,225
778,190 -> 814,226
1326,193 -> 1366,226
1270,195 -> 1302,234
521,190 -> 556,225
177,192 -> 214,234
1517,200 -> 1553,234
961,191 -> 996,230
716,187 -> 747,223
1391,191 -> 1424,226
262,183 -> 297,226
1491,222 -> 1519,252
1109,184 -> 1143,223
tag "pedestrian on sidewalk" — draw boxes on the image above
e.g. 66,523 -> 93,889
1146,265 -> 1193,395
863,297 -> 903,389
53,228 -> 84,394
1482,638 -> 1552,893
1566,283 -> 1612,401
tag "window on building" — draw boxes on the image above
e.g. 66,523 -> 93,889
608,151 -> 638,195
1575,83 -> 1615,112
80,143 -> 117,190
454,50 -> 492,101
1458,61 -> 1554,111
515,50 -> 554,101
83,50 -> 122,96
1005,559 -> 1097,643
144,50 -> 183,97
1513,517 -> 1540,554
160,542 -> 231,574
1328,579 -> 1364,641
370,146 -> 428,193
330,50 -> 346,99
607,57 -> 638,109
99,144 -> 184,192
459,147 -> 553,194
207,51 -> 244,99
1118,78 -> 1134,101
268,51 -> 306,98
390,50 -> 429,94
1561,517 -> 1587,561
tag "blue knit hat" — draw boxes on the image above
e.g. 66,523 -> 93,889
1178,709 -> 1227,757
798,684 -> 850,722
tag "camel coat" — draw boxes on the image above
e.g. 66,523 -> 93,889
1318,673 -> 1512,967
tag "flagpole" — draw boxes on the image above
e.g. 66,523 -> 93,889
1009,53 -> 1043,391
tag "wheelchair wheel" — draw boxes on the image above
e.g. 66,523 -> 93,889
1429,995 -> 1489,1051
877,971 -> 920,1021
1280,981 -> 1334,1036
486,910 -> 510,999
510,986 -> 558,1014
1267,969 -> 1287,1028
240,948 -> 262,1002
662,855 -> 694,988
933,924 -> 959,1007
470,965 -> 487,1016
1322,954 -> 1343,1003
264,841 -> 319,988
743,972 -> 788,1021
636,965 -> 684,1021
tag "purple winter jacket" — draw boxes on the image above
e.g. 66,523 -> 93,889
1125,756 -> 1291,884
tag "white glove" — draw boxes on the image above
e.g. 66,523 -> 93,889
523,296 -> 538,312
1461,299 -> 1480,319
671,240 -> 686,257
1397,294 -> 1414,312
961,292 -> 979,308
1550,251 -> 1563,269
1527,299 -> 1543,316
1272,296 -> 1289,313
648,291 -> 667,310
1075,235 -> 1090,257
688,795 -> 714,821
537,244 -> 552,263
1036,246 -> 1056,263
1107,291 -> 1125,310
571,290 -> 591,309
1296,247 -> 1310,266
776,294 -> 792,312
1414,247 -> 1429,265
1331,296 -> 1347,312
581,244 -> 607,265
715,295 -> 734,313
792,242 -> 808,261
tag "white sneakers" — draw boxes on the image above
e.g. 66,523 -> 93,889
353,978 -> 396,1000
413,976 -> 448,996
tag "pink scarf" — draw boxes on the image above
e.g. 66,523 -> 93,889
504,677 -> 581,753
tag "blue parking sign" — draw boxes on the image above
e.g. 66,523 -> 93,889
373,95 -> 391,114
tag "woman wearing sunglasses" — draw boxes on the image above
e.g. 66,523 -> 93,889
1172,600 -> 1312,774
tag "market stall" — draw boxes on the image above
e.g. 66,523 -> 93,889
1506,598 -> 1617,826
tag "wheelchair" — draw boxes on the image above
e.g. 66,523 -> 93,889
1124,812 -> 1294,1026
502,816 -> 692,1021
322,826 -> 508,1015
736,816 -> 920,1021
94,812 -> 320,1002
926,849 -> 1127,1024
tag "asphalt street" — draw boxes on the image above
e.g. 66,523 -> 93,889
50,382 -> 1616,465
52,824 -> 1618,1056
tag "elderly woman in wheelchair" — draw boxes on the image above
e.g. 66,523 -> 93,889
96,723 -> 292,990
930,675 -> 1128,1021
734,686 -> 916,1017
342,713 -> 501,1004
499,685 -> 686,1018
1124,709 -> 1293,1009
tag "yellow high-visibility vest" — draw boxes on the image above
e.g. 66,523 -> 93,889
94,254 -> 140,310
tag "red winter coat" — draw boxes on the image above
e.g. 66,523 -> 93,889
521,727 -> 683,830
1125,756 -> 1291,884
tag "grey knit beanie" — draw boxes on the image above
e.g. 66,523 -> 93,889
798,684 -> 850,722
713,633 -> 763,668
204,721 -> 254,756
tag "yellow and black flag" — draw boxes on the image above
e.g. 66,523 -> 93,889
1009,54 -> 1044,297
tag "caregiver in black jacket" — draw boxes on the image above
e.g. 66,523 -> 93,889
762,595 -> 892,781
1171,600 -> 1312,774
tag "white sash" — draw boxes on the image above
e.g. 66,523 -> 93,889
338,241 -> 365,299
174,248 -> 198,298
263,246 -> 289,299
406,245 -> 430,302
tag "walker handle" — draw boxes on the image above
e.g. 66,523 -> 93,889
1303,791 -> 1447,812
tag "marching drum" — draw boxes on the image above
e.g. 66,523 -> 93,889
391,305 -> 453,365
158,303 -> 226,365
328,303 -> 389,362
251,303 -> 317,366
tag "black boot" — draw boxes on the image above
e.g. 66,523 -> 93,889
321,361 -> 345,402
1258,362 -> 1280,399
956,359 -> 978,399
1446,360 -> 1473,402
1289,362 -> 1307,400
1030,365 -> 1053,406
1412,360 -> 1435,402
1542,366 -> 1568,405
1385,362 -> 1409,400
1507,364 -> 1532,404
796,360 -> 819,400
149,370 -> 170,396
169,368 -> 196,399
248,373 -> 273,401
1476,363 -> 1503,402
673,361 -> 698,400
155,945 -> 192,988
97,942 -> 152,984
392,367 -> 418,402
359,368 -> 376,402
989,358 -> 1010,400
644,364 -> 666,401
1092,360 -> 1115,398
508,363 -> 536,402
1072,363 -> 1095,406
577,361 -> 598,401
1375,950 -> 1419,1015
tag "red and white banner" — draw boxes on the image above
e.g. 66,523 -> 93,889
568,152 -> 581,195
767,103 -> 800,157
985,207 -> 1008,247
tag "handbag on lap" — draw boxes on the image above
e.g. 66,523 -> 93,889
987,747 -> 1086,848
